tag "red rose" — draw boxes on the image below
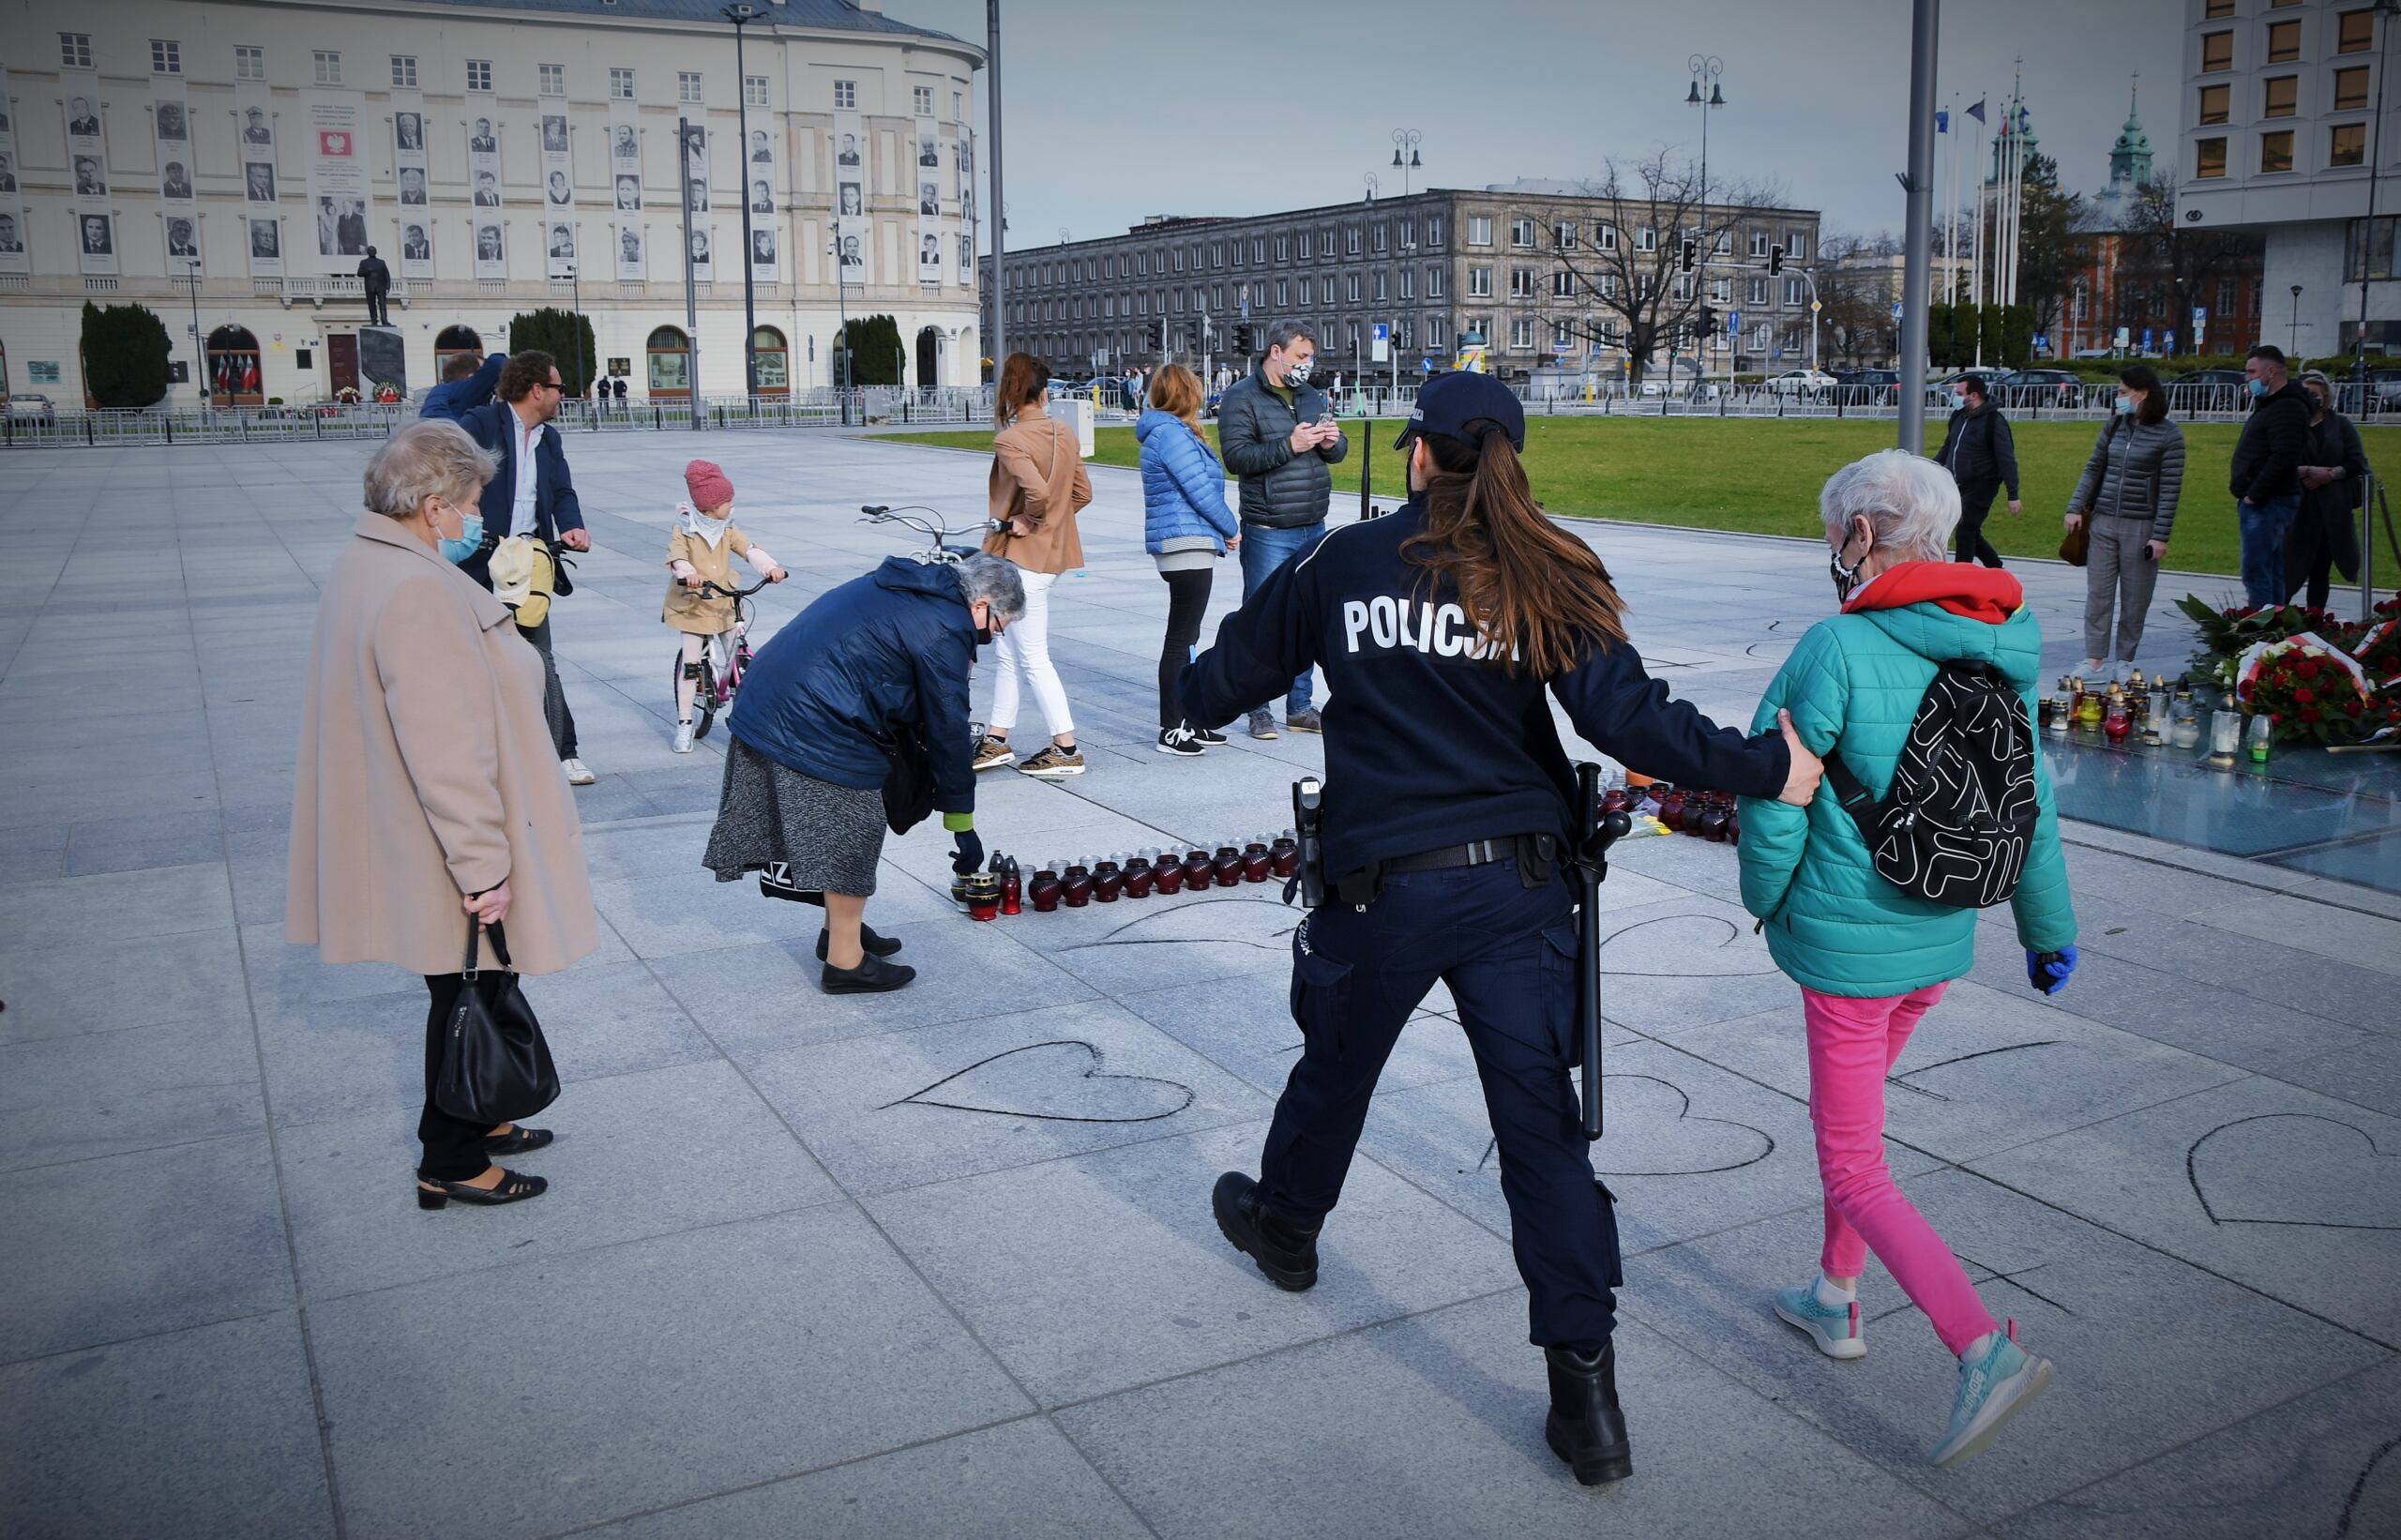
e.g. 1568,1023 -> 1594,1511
2270,713 -> 2284,725
2298,658 -> 2321,678
2296,687 -> 2316,703
2303,706 -> 2321,723
2237,679 -> 2254,698
2223,607 -> 2241,620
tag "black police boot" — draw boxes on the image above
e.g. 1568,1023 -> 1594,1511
1544,1342 -> 1634,1487
1212,1171 -> 1320,1291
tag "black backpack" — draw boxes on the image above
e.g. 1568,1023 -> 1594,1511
1825,660 -> 2037,909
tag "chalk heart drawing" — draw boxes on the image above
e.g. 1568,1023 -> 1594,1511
1597,913 -> 1778,979
1591,1072 -> 1775,1178
1061,895 -> 1299,955
884,1040 -> 1197,1125
2185,1113 -> 2401,1231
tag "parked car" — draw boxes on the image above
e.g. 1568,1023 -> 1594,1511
6,391 -> 54,426
1992,368 -> 2084,406
2070,346 -> 2115,360
2163,367 -> 2245,411
1766,368 -> 1838,395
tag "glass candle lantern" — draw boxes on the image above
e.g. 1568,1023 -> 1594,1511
2105,696 -> 2132,743
2246,713 -> 2273,763
2209,708 -> 2242,766
2170,698 -> 2201,748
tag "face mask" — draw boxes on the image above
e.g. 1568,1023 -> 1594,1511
436,503 -> 484,566
2115,395 -> 2135,416
2247,377 -> 2269,399
1829,524 -> 1869,604
1281,358 -> 1311,389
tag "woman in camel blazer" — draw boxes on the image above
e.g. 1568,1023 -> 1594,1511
974,352 -> 1095,779
287,419 -> 597,1209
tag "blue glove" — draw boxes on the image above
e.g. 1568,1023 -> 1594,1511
2026,944 -> 2077,996
951,827 -> 986,876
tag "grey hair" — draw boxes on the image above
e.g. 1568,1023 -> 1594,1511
364,419 -> 498,520
1820,448 -> 1959,562
1263,319 -> 1316,355
952,551 -> 1026,623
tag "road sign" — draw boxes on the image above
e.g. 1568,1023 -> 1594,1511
2115,325 -> 2131,348
2142,327 -> 2155,352
1892,301 -> 1904,320
1809,299 -> 1822,314
1551,340 -> 1573,355
2034,333 -> 2048,351
1370,322 -> 1390,363
2192,306 -> 2208,329
2165,330 -> 2176,355
1728,309 -> 1743,336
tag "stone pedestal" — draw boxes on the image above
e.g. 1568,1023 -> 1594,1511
359,325 -> 406,396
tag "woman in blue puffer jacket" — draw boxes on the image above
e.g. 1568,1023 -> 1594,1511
1137,364 -> 1242,755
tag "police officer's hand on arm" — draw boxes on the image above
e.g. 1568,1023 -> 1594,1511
1774,708 -> 1823,805
1551,642 -> 1805,808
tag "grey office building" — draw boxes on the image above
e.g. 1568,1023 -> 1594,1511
980,181 -> 1822,381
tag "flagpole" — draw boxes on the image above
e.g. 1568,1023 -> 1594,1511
1944,100 -> 1957,307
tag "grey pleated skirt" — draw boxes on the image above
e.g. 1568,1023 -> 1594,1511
703,738 -> 885,896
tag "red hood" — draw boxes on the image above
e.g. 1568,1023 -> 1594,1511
1841,561 -> 2022,624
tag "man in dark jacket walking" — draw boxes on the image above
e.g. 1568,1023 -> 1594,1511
1216,320 -> 1348,737
1932,373 -> 2020,567
2229,344 -> 2317,608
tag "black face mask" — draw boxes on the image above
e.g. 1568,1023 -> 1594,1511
1829,526 -> 1870,604
974,624 -> 994,647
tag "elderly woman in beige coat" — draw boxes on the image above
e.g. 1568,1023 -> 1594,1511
287,420 -> 597,1210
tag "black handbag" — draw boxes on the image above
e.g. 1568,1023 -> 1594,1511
877,724 -> 937,836
435,919 -> 561,1125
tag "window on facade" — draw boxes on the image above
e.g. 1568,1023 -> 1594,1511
1709,276 -> 1729,302
1785,277 -> 1806,304
2348,214 -> 2399,279
1469,265 -> 1492,297
1171,248 -> 1185,272
1511,218 -> 1535,248
914,84 -> 933,114
1749,230 -> 1769,257
833,79 -> 856,108
1597,222 -> 1618,251
2205,0 -> 2233,14
1346,226 -> 1362,256
2333,66 -> 2372,111
1552,270 -> 1577,298
317,51 -> 345,84
392,54 -> 418,87
2202,31 -> 2233,72
1511,318 -> 1534,349
59,32 -> 92,68
2265,75 -> 2299,117
2333,121 -> 2369,166
2198,83 -> 2231,123
1673,274 -> 1694,301
1212,242 -> 1225,267
1372,224 -> 1388,254
1298,278 -> 1311,305
1252,237 -> 1265,263
1598,274 -> 1617,298
1344,274 -> 1359,301
1637,274 -> 1654,298
464,58 -> 491,92
151,38 -> 182,74
1637,226 -> 1656,251
678,72 -> 702,103
1374,271 -> 1388,300
745,75 -> 768,107
1788,232 -> 1809,262
236,44 -> 265,79
1274,235 -> 1289,262
1509,267 -> 1533,297
2266,21 -> 2302,63
610,68 -> 635,99
533,62 -> 561,96
2339,9 -> 2378,53
1469,216 -> 1493,247
1399,268 -> 1414,299
1748,275 -> 1767,304
1427,266 -> 1444,297
2260,129 -> 2296,174
1276,280 -> 1290,307
2197,136 -> 2228,177
648,327 -> 691,395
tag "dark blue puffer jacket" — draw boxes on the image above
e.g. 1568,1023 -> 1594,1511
728,556 -> 978,815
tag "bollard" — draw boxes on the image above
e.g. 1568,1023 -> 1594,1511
85,415 -> 95,446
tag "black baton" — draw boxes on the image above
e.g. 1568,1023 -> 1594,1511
1575,762 -> 1632,1141
1292,776 -> 1326,910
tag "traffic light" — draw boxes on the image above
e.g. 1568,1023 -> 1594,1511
1680,237 -> 1696,274
1697,303 -> 1717,338
1146,320 -> 1164,350
1769,244 -> 1785,276
1233,324 -> 1252,355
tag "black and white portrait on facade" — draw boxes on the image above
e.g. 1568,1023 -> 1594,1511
244,108 -> 272,145
471,118 -> 497,154
245,162 -> 277,201
549,223 -> 575,259
749,129 -> 771,163
399,166 -> 427,205
319,196 -> 367,256
620,228 -> 642,264
751,228 -> 776,265
547,170 -> 572,206
403,223 -> 430,262
687,177 -> 708,213
475,171 -> 500,207
160,160 -> 192,199
615,174 -> 640,210
476,222 -> 504,261
0,151 -> 19,193
0,214 -> 23,254
542,115 -> 567,153
157,100 -> 188,141
918,135 -> 938,169
838,182 -> 863,217
838,233 -> 863,275
919,181 -> 939,217
74,157 -> 105,197
68,97 -> 98,137
396,112 -> 422,151
79,215 -> 113,257
613,124 -> 637,159
166,218 -> 198,258
837,133 -> 860,168
250,219 -> 280,259
750,179 -> 773,214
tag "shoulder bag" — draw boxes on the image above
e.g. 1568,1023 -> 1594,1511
434,918 -> 561,1125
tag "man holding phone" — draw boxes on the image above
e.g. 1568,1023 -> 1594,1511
1215,320 -> 1347,738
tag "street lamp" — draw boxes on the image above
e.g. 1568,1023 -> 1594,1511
177,257 -> 204,418
2291,283 -> 2304,358
2352,0 -> 2400,619
1363,172 -> 1378,204
829,233 -> 851,425
1390,128 -> 1422,197
562,263 -> 585,403
1686,54 -> 1724,386
724,2 -> 763,400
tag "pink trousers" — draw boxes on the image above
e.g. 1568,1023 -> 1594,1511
1802,982 -> 1999,1357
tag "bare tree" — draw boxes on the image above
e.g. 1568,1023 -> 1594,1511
1815,231 -> 1896,370
1534,148 -> 1788,384
2115,179 -> 2261,355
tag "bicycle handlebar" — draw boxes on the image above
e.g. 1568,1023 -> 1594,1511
858,504 -> 989,544
696,578 -> 776,600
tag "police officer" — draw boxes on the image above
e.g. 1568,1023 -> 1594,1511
1180,371 -> 1822,1487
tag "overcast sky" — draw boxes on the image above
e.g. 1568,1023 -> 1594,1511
894,0 -> 2182,242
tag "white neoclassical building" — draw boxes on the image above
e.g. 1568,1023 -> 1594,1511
0,0 -> 985,407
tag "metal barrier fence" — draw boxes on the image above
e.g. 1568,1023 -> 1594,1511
0,385 -> 1000,449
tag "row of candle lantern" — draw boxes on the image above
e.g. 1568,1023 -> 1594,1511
952,836 -> 1303,921
1608,782 -> 1742,843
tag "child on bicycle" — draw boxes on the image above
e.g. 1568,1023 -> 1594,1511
667,460 -> 786,753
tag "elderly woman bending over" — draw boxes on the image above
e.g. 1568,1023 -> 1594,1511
702,552 -> 1025,994
288,421 -> 598,1210
1737,449 -> 2078,1467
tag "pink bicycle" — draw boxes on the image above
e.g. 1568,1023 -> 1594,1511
674,577 -> 772,741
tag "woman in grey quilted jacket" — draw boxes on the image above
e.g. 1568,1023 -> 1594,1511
2065,364 -> 2184,679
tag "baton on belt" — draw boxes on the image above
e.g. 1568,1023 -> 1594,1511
1574,762 -> 1633,1141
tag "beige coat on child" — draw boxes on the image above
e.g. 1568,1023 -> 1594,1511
663,505 -> 778,634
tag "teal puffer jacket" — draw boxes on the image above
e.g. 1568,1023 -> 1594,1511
1737,563 -> 2076,998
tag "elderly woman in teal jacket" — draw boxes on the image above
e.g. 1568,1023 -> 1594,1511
1738,447 -> 2078,1470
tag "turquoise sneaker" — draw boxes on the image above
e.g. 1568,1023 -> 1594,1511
1930,1321 -> 2053,1468
1774,1283 -> 1866,1360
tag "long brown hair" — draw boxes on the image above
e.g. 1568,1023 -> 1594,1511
993,352 -> 1050,427
1147,363 -> 1205,434
1400,430 -> 1626,677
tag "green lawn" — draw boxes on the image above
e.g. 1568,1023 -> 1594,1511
880,415 -> 2401,578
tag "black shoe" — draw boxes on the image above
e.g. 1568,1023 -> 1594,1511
1544,1342 -> 1634,1487
1285,708 -> 1324,734
816,924 -> 902,961
416,1168 -> 548,1210
1156,725 -> 1205,757
1212,1170 -> 1320,1291
1190,723 -> 1230,747
822,953 -> 916,994
481,1125 -> 553,1157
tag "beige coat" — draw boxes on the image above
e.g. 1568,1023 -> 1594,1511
983,401 -> 1092,576
662,519 -> 763,635
287,513 -> 598,976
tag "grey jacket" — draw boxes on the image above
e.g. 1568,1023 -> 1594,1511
1216,364 -> 1349,528
2068,416 -> 2186,545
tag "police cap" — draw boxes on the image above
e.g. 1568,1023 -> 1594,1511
1394,370 -> 1526,455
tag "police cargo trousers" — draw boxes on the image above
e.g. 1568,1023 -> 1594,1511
1258,857 -> 1623,1350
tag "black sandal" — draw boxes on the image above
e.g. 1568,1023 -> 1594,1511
417,1169 -> 548,1210
483,1125 -> 554,1156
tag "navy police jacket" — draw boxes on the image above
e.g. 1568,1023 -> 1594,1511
728,556 -> 978,816
1178,493 -> 1789,880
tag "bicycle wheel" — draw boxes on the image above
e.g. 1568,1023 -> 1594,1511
692,650 -> 720,740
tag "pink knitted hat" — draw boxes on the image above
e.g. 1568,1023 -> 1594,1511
684,459 -> 734,509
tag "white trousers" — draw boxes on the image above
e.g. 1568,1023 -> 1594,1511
989,566 -> 1074,738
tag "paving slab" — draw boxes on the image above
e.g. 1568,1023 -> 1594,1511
307,1206 -> 1033,1540
0,1016 -> 265,1172
0,926 -> 250,1044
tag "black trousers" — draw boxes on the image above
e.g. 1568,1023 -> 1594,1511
1157,567 -> 1214,729
2283,501 -> 2362,609
1954,479 -> 2004,567
1260,857 -> 1623,1351
520,615 -> 579,759
419,974 -> 491,1180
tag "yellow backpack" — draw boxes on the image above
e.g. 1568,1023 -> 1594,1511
486,535 -> 557,628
